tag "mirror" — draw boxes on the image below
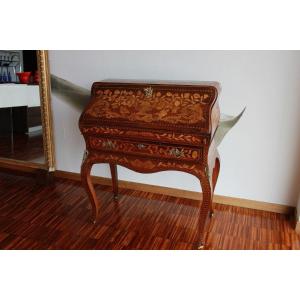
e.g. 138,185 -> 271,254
0,50 -> 55,172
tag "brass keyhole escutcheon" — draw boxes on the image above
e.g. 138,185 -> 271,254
144,87 -> 153,98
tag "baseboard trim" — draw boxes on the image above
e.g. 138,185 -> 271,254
54,170 -> 294,215
0,159 -> 46,173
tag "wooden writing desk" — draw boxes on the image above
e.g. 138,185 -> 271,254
79,80 -> 221,249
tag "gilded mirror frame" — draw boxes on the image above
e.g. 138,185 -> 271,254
37,50 -> 55,171
0,50 -> 55,172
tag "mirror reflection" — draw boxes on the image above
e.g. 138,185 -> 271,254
0,50 -> 45,164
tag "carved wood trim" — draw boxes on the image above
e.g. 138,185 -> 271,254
85,151 -> 205,179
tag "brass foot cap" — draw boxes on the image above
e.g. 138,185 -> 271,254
210,212 -> 214,218
197,243 -> 205,250
114,195 -> 119,200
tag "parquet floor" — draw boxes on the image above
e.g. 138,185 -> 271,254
0,171 -> 299,250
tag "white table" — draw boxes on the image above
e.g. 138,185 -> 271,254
0,84 -> 40,108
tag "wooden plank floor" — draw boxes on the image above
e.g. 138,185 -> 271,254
0,171 -> 299,250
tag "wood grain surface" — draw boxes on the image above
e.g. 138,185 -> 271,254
0,171 -> 299,250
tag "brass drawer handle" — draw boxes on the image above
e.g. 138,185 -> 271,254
169,148 -> 184,158
103,140 -> 115,149
137,143 -> 145,149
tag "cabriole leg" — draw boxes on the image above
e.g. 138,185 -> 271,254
210,156 -> 220,218
81,152 -> 99,223
212,156 -> 220,192
197,171 -> 213,250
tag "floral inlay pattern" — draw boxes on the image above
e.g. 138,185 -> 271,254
81,126 -> 207,146
88,136 -> 202,162
87,151 -> 205,179
85,88 -> 211,126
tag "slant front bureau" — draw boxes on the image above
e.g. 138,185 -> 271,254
79,80 -> 221,249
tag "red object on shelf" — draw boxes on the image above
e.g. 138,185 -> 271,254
16,72 -> 32,84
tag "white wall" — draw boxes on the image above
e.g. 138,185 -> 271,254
48,50 -> 300,207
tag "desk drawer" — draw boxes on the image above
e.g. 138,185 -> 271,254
88,136 -> 203,162
81,126 -> 208,147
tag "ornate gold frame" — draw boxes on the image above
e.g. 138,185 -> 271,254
37,50 -> 55,171
0,50 -> 55,172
